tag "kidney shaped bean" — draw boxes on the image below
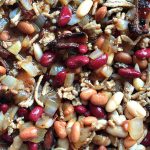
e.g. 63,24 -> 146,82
0,104 -> 9,114
18,107 -> 29,120
135,48 -> 150,59
1,132 -> 13,143
66,55 -> 89,69
118,68 -> 141,78
28,142 -> 38,150
88,54 -> 108,70
29,106 -> 44,122
74,105 -> 87,115
78,44 -> 88,54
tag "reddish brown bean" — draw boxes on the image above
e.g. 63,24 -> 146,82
133,56 -> 148,69
135,48 -> 150,59
95,6 -> 107,22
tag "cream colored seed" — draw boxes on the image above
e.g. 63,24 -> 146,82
133,78 -> 144,91
76,0 -> 93,18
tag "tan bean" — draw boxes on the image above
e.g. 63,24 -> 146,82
96,36 -> 105,49
0,31 -> 10,41
95,6 -> 107,22
54,121 -> 67,139
19,126 -> 38,140
76,0 -> 93,18
0,66 -> 6,75
17,21 -> 35,35
98,146 -> 107,150
124,108 -> 134,120
83,116 -> 98,126
70,122 -> 80,143
122,120 -> 129,132
133,78 -> 144,91
63,104 -> 74,116
141,71 -> 147,81
124,136 -> 136,148
114,52 -> 132,64
90,92 -> 108,106
80,88 -> 97,101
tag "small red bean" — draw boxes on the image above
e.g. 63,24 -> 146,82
66,55 -> 89,69
78,44 -> 88,54
28,142 -> 38,150
118,68 -> 141,78
29,106 -> 43,122
84,111 -> 91,117
18,107 -> 29,120
74,105 -> 87,115
0,104 -> 9,114
1,132 -> 13,143
135,48 -> 150,59
89,54 -> 108,70
58,6 -> 72,27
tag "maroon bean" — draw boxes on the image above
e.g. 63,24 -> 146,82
1,132 -> 13,143
53,70 -> 66,87
40,51 -> 56,67
84,111 -> 91,117
18,107 -> 29,120
29,106 -> 43,122
78,44 -> 88,54
66,55 -> 89,69
58,6 -> 72,27
135,48 -> 150,59
118,68 -> 141,78
141,131 -> 150,146
89,103 -> 106,119
0,104 -> 8,114
74,105 -> 87,115
88,54 -> 108,70
28,142 -> 38,150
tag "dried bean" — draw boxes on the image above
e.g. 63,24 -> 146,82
80,89 -> 97,101
135,48 -> 150,59
95,6 -> 107,22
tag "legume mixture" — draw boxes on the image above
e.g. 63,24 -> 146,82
0,0 -> 150,149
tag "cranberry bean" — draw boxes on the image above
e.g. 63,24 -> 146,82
58,6 -> 72,26
0,104 -> 9,114
118,68 -> 141,78
1,132 -> 13,143
29,106 -> 43,122
141,131 -> 150,146
18,107 -> 29,120
89,103 -> 106,119
53,70 -> 66,87
114,52 -> 132,64
28,142 -> 38,150
135,48 -> 150,59
78,44 -> 88,54
66,55 -> 89,69
74,105 -> 87,115
88,54 -> 108,70
40,51 -> 56,67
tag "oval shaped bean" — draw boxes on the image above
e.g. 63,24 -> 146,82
123,136 -> 136,148
80,89 -> 97,101
83,116 -> 98,126
95,6 -> 107,22
135,48 -> 150,59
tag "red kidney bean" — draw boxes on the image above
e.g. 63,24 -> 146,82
118,68 -> 141,78
28,142 -> 38,150
89,103 -> 106,119
18,107 -> 29,120
1,132 -> 13,143
135,48 -> 150,59
78,44 -> 88,54
58,6 -> 72,27
88,54 -> 108,70
74,105 -> 87,115
40,51 -> 56,67
29,106 -> 43,122
53,70 -> 66,87
84,111 -> 91,117
141,131 -> 150,146
0,104 -> 9,114
66,55 -> 89,69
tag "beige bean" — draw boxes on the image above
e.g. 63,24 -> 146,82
63,104 -> 74,116
80,88 -> 97,101
66,119 -> 76,134
124,108 -> 134,120
124,136 -> 136,148
93,135 -> 111,146
0,66 -> 6,75
98,146 -> 107,150
54,121 -> 67,139
0,31 -> 10,41
83,116 -> 98,126
95,6 -> 107,22
105,92 -> 124,112
57,138 -> 69,150
96,36 -> 105,49
122,120 -> 129,132
76,0 -> 93,18
126,101 -> 146,118
19,126 -> 38,140
133,78 -> 144,91
70,122 -> 80,143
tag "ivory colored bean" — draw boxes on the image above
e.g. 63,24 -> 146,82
105,92 -> 124,112
95,6 -> 107,22
122,120 -> 129,132
126,101 -> 146,118
90,92 -> 108,106
98,146 -> 107,150
80,89 -> 97,101
133,78 -> 144,91
124,108 -> 134,120
19,126 -> 38,140
124,136 -> 136,148
76,0 -> 93,18
83,116 -> 98,126
54,121 -> 67,139
70,122 -> 80,143
58,138 -> 69,150
66,119 -> 76,134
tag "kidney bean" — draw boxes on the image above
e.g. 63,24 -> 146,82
53,70 -> 66,87
118,68 -> 141,78
40,51 -> 56,67
58,6 -> 72,27
66,55 -> 89,69
88,54 -> 108,70
78,44 -> 88,54
1,132 -> 13,143
89,103 -> 107,119
44,130 -> 54,149
28,142 -> 38,150
135,48 -> 150,59
74,105 -> 87,115
29,106 -> 44,122
141,131 -> 150,146
84,111 -> 91,117
17,107 -> 29,120
0,104 -> 9,114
